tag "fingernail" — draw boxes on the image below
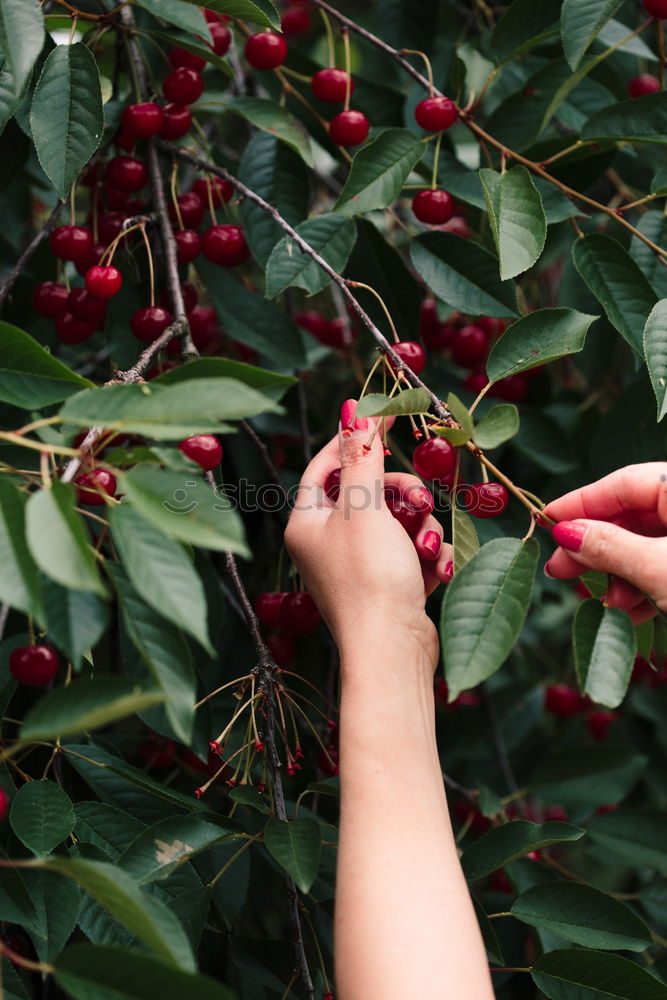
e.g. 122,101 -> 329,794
340,399 -> 368,436
552,520 -> 586,553
443,560 -> 454,582
408,485 -> 434,514
544,559 -> 555,579
422,530 -> 441,559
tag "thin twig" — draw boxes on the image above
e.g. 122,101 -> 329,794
0,202 -> 64,309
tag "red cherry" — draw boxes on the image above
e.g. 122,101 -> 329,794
453,800 -> 491,834
9,645 -> 58,686
389,340 -> 426,375
384,484 -> 424,536
628,74 -> 660,97
544,805 -> 569,822
159,282 -> 198,313
178,434 -> 223,470
321,317 -> 356,348
67,288 -> 107,324
280,591 -> 322,634
245,32 -> 288,70
159,103 -> 192,139
587,710 -> 618,741
329,110 -> 369,146
644,0 -> 667,16
0,788 -> 9,820
208,20 -> 232,54
281,3 -> 311,34
310,68 -> 353,103
450,324 -> 489,368
324,467 -> 341,502
168,46 -> 206,71
463,482 -> 508,519
163,67 -> 204,104
295,310 -> 328,341
55,312 -> 96,344
85,265 -> 122,299
49,225 -> 93,261
492,374 -> 528,402
414,96 -> 458,131
175,229 -> 201,263
33,281 -> 68,318
204,7 -> 231,22
131,306 -> 173,342
75,241 -> 105,277
412,437 -> 456,480
266,629 -> 296,665
106,155 -> 148,192
193,175 -> 233,206
412,189 -> 455,225
201,224 -> 249,266
121,101 -> 164,138
187,305 -> 219,349
115,132 -> 134,153
137,737 -> 178,769
477,316 -> 506,337
169,191 -> 205,229
97,212 -> 125,245
545,683 -> 586,718
464,371 -> 489,395
74,469 -> 117,506
104,182 -> 132,212
255,592 -> 289,627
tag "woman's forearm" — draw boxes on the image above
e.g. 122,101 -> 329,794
334,632 -> 495,1000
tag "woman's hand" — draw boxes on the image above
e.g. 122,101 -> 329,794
284,400 -> 452,668
544,462 -> 667,620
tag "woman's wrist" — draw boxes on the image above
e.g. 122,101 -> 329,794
338,616 -> 439,689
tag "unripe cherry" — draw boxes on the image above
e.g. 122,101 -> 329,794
178,434 -> 223,470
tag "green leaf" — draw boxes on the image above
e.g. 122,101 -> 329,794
530,746 -> 646,807
588,808 -> 667,873
333,128 -> 425,216
532,948 -> 667,1000
109,564 -> 197,745
152,357 -> 296,401
512,881 -> 651,951
441,538 -> 539,700
487,308 -> 598,382
479,166 -> 547,279
152,32 -> 231,76
265,214 -> 357,298
36,858 -> 194,970
134,0 -> 209,35
452,507 -> 480,574
446,392 -> 474,438
0,60 -> 20,132
410,233 -> 519,318
573,600 -> 636,708
110,505 -> 212,655
196,94 -> 312,166
42,579 -> 109,671
472,404 -> 519,449
572,234 -> 657,356
461,820 -> 585,881
582,92 -> 667,145
0,480 -> 42,621
490,0 -> 560,63
10,780 -> 75,856
20,677 -> 166,741
239,132 -> 309,267
472,896 -> 504,965
0,322 -> 92,408
182,0 -> 279,29
25,482 -> 105,597
0,0 -> 44,96
354,388 -> 431,418
119,816 -> 238,883
30,44 -> 103,200
264,818 -> 321,894
74,801 -> 146,859
630,211 -> 667,299
60,378 -> 280,438
23,869 -> 80,963
54,944 -> 237,1000
561,0 -> 623,70
644,299 -> 667,421
197,264 -> 306,370
118,467 -> 249,556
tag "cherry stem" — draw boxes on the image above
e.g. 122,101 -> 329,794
194,674 -> 251,710
359,353 -> 385,398
207,836 -> 257,888
204,176 -> 218,225
468,379 -> 493,414
137,224 -> 155,307
431,130 -> 443,189
319,8 -> 336,68
659,21 -> 666,89
399,47 -> 434,95
342,28 -> 352,110
169,162 -> 184,231
347,280 -> 399,342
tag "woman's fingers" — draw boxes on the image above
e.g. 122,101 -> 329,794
414,516 -> 444,562
544,462 -> 667,525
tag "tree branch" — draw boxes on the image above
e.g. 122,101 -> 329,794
0,202 -> 64,309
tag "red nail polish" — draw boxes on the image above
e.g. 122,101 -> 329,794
353,416 -> 369,431
544,559 -> 555,579
340,399 -> 356,430
443,560 -> 454,582
552,520 -> 586,553
408,485 -> 434,514
422,530 -> 441,559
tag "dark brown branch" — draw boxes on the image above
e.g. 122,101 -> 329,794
0,202 -> 64,309
160,142 -> 453,423
240,420 -> 287,495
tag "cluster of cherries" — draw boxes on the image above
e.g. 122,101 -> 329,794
544,683 -> 619,742
254,589 -> 322,666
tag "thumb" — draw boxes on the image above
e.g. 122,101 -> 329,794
337,399 -> 385,510
553,519 -> 667,607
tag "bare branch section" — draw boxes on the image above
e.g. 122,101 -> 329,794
0,201 -> 64,309
162,142 -> 453,423
309,0 -> 667,263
